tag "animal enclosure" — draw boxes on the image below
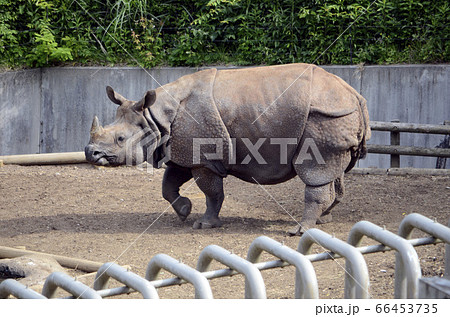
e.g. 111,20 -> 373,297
0,164 -> 448,298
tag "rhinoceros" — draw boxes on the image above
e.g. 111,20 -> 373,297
85,63 -> 370,235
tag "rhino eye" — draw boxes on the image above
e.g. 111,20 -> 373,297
117,136 -> 125,142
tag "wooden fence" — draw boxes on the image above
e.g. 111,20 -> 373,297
367,120 -> 450,168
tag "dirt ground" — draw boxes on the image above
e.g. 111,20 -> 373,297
0,163 -> 448,299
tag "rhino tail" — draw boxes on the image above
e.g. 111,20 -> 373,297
345,137 -> 367,173
358,95 -> 371,141
345,96 -> 370,173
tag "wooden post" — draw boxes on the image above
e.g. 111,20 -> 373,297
390,119 -> 400,168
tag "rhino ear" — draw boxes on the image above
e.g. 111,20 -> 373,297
133,90 -> 156,112
106,86 -> 127,105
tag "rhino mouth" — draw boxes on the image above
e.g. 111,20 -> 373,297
95,154 -> 119,166
88,150 -> 118,166
94,156 -> 109,166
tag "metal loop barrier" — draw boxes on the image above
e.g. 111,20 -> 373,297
197,245 -> 266,299
298,228 -> 370,299
145,253 -> 213,299
42,271 -> 102,299
348,221 -> 421,298
1,213 -> 447,299
0,279 -> 47,299
447,218 -> 450,278
94,262 -> 159,299
247,236 -> 318,298
398,213 -> 450,242
397,213 -> 450,290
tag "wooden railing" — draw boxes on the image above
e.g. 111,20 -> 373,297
367,120 -> 450,168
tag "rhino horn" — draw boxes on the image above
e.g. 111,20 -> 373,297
90,116 -> 104,136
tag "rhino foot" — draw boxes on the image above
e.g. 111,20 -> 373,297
287,224 -> 304,236
193,217 -> 222,229
287,221 -> 315,236
316,213 -> 332,224
174,197 -> 192,221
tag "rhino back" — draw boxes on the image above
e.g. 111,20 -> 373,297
210,64 -> 313,182
164,64 -> 368,184
213,64 -> 312,138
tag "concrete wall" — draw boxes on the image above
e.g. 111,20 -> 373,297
0,69 -> 41,155
0,65 -> 448,168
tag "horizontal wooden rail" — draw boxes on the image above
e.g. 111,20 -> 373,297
0,246 -> 104,273
370,121 -> 450,135
367,144 -> 450,158
368,120 -> 449,168
0,152 -> 86,165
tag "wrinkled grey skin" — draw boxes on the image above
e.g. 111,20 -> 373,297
85,64 -> 371,235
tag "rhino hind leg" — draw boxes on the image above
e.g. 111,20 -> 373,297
290,128 -> 352,236
288,182 -> 336,236
316,174 -> 345,224
191,167 -> 224,229
162,165 -> 193,221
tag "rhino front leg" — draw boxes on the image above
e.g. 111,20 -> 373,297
191,168 -> 224,229
162,165 -> 193,221
288,182 -> 336,236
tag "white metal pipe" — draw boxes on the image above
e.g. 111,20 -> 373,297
398,214 -> 450,279
348,221 -> 422,298
145,253 -> 213,299
298,228 -> 370,299
88,237 -> 441,298
398,213 -> 450,242
94,262 -> 159,299
42,271 -> 102,299
247,236 -> 318,298
0,279 -> 47,299
197,245 -> 266,299
447,218 -> 450,278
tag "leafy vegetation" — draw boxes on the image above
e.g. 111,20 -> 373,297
0,0 -> 448,68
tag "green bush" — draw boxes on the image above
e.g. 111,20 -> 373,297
0,0 -> 448,68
